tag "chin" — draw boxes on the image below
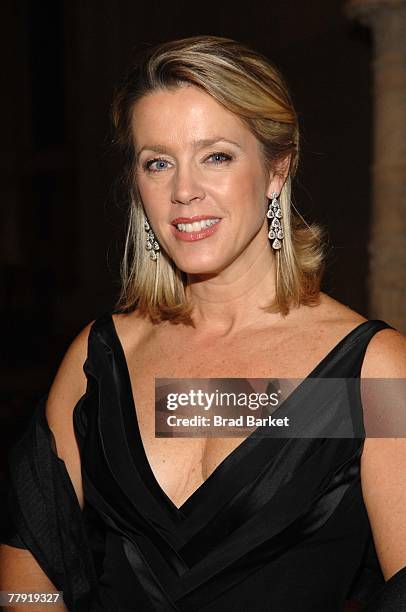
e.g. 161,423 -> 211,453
172,254 -> 226,276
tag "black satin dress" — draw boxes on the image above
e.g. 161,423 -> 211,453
3,312 -> 406,611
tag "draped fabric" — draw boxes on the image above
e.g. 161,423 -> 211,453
1,312 -> 405,611
363,566 -> 406,611
1,395 -> 98,611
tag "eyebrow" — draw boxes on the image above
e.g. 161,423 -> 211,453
135,137 -> 243,159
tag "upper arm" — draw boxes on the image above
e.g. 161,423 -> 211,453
45,320 -> 95,511
0,321 -> 94,606
360,328 -> 406,581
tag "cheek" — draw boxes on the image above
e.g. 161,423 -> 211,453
228,166 -> 267,211
136,177 -> 167,218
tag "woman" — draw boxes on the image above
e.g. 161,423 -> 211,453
1,35 -> 406,612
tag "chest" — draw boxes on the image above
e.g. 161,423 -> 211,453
122,329 -> 330,509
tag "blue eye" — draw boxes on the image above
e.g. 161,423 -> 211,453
145,158 -> 169,172
208,152 -> 232,164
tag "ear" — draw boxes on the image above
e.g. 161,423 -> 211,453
265,154 -> 291,199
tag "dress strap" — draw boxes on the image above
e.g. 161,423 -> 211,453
335,320 -> 394,378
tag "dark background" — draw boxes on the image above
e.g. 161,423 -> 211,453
1,1 -> 371,464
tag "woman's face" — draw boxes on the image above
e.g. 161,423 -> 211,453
131,84 -> 284,274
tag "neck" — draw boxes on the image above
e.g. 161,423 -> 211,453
185,241 -> 282,337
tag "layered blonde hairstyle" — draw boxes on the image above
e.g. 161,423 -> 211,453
111,35 -> 325,324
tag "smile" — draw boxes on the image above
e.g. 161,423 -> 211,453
171,218 -> 221,242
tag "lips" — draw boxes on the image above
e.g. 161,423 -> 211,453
170,218 -> 222,242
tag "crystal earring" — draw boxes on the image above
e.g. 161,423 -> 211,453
144,217 -> 160,260
267,192 -> 284,250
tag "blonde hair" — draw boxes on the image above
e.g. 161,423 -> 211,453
111,35 -> 325,324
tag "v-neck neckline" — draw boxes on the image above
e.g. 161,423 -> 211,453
106,313 -> 377,516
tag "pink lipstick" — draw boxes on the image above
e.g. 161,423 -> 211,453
170,216 -> 222,242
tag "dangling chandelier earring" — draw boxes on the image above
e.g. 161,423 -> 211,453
267,192 -> 284,250
144,216 -> 160,260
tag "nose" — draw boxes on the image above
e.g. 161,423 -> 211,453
171,163 -> 205,205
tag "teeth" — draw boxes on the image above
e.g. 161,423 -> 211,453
176,218 -> 220,232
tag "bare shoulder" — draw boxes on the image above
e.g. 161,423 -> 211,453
361,323 -> 406,378
311,294 -> 406,377
45,318 -> 96,510
46,319 -> 95,429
